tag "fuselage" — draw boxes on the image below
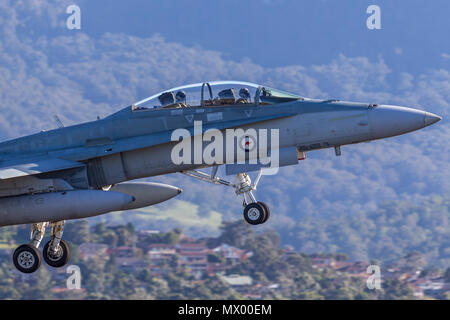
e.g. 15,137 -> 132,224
0,98 -> 441,191
0,81 -> 442,273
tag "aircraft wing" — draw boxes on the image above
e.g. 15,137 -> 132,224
0,158 -> 85,180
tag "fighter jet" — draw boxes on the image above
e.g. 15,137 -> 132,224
0,80 -> 441,273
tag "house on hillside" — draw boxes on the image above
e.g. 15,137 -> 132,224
146,243 -> 177,274
176,241 -> 209,278
78,243 -> 109,261
337,261 -> 370,277
310,254 -> 338,271
108,246 -> 145,272
219,274 -> 253,295
212,244 -> 249,262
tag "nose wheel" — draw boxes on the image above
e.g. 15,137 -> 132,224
181,168 -> 272,226
243,202 -> 269,225
235,173 -> 271,225
258,201 -> 270,223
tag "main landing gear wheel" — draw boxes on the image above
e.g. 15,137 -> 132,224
12,220 -> 69,273
243,202 -> 267,225
43,239 -> 71,268
13,244 -> 42,274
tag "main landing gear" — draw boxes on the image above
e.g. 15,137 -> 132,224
182,168 -> 270,225
12,221 -> 70,273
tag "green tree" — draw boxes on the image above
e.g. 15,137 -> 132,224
64,220 -> 90,244
217,220 -> 255,248
382,279 -> 415,300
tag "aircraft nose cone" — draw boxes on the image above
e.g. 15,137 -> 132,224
424,112 -> 442,126
369,105 -> 441,139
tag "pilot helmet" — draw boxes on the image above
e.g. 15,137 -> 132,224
239,88 -> 250,100
175,90 -> 186,102
158,92 -> 175,106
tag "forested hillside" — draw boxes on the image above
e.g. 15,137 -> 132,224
280,196 -> 450,267
2,220 -> 445,300
86,196 -> 450,268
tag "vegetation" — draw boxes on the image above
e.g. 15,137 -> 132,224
88,197 -> 450,269
279,196 -> 450,268
0,220 -> 435,300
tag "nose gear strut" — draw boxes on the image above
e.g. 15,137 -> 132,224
182,168 -> 269,225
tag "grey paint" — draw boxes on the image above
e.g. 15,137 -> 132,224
0,190 -> 133,226
0,81 -> 442,227
110,182 -> 182,210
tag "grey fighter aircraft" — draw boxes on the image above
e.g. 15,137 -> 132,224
0,81 -> 441,273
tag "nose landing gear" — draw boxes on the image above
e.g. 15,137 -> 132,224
182,168 -> 271,226
235,172 -> 270,225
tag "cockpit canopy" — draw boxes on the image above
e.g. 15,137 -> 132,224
132,81 -> 302,111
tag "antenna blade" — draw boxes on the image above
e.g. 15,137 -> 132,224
54,115 -> 64,128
